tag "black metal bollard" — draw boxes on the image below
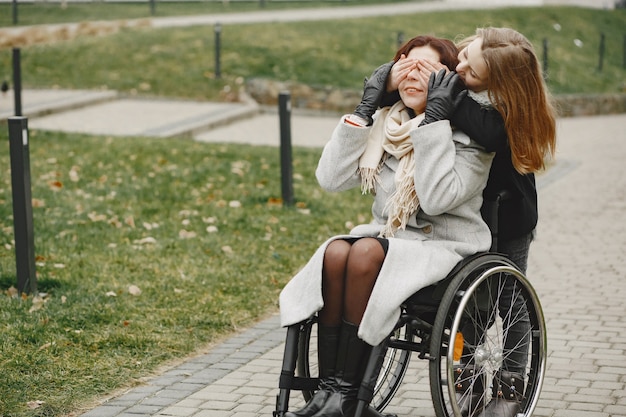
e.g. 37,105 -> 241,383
12,47 -> 22,117
598,32 -> 605,72
279,92 -> 294,207
623,34 -> 626,69
8,117 -> 37,295
397,31 -> 405,48
12,0 -> 18,25
214,23 -> 222,79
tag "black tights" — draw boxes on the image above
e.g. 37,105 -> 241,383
319,237 -> 388,326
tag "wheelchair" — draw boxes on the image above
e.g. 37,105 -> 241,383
274,191 -> 547,417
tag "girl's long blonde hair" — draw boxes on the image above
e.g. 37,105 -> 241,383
459,27 -> 557,174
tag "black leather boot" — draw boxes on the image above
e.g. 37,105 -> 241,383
310,321 -> 369,417
476,370 -> 524,417
454,365 -> 485,417
285,325 -> 340,417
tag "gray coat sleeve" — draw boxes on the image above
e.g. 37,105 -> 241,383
410,120 -> 494,216
315,117 -> 371,192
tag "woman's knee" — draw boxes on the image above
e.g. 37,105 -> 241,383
347,238 -> 386,274
350,238 -> 386,261
324,240 -> 352,263
322,240 -> 352,279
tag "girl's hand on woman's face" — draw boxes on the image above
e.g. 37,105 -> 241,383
416,59 -> 449,77
415,59 -> 450,89
389,54 -> 417,91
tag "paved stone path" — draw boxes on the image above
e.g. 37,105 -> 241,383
73,114 -> 626,417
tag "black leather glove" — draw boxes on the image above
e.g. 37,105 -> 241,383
354,61 -> 394,126
419,69 -> 467,126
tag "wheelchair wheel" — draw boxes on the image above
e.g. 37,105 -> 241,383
429,253 -> 547,417
296,319 -> 412,411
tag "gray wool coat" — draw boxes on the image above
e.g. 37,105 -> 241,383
279,115 -> 495,346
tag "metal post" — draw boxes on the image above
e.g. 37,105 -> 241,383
149,0 -> 155,16
598,32 -> 605,72
12,48 -> 22,117
623,34 -> 626,69
12,0 -> 18,25
8,117 -> 37,295
279,92 -> 294,207
214,23 -> 222,79
397,31 -> 405,48
542,38 -> 548,80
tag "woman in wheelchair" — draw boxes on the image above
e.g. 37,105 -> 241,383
280,35 -> 496,417
279,28 -> 556,417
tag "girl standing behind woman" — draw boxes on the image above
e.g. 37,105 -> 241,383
388,27 -> 557,417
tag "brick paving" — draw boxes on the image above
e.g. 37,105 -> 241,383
76,114 -> 626,417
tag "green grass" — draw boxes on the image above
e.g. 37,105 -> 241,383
0,4 -> 625,416
0,129 -> 370,416
0,6 -> 625,100
0,0 -> 414,27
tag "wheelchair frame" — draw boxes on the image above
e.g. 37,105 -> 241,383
274,192 -> 547,417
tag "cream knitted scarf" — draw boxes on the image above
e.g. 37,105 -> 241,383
358,101 -> 424,237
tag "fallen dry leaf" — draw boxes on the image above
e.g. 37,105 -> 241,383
221,245 -> 233,254
69,166 -> 80,182
7,286 -> 18,298
143,222 -> 159,230
179,229 -> 196,239
133,237 -> 157,245
128,285 -> 141,296
38,342 -> 52,351
88,212 -> 107,222
29,296 -> 46,313
27,400 -> 44,409
48,180 -> 63,191
125,216 -> 136,228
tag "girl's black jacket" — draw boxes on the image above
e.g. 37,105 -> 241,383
451,97 -> 538,242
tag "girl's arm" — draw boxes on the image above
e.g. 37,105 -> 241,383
451,94 -> 508,153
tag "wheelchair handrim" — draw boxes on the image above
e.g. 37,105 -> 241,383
446,265 -> 547,417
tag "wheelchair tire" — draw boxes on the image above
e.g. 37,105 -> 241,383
428,253 -> 547,417
296,319 -> 412,411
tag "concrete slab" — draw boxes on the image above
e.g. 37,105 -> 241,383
27,97 -> 258,138
194,112 -> 340,148
0,88 -> 118,121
